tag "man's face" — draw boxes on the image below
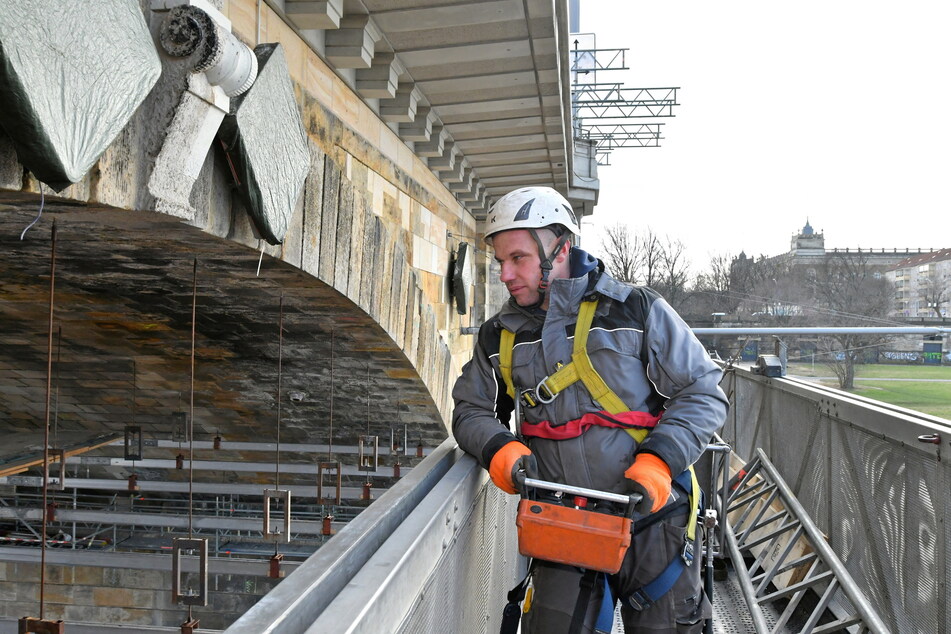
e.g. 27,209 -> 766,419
492,229 -> 561,307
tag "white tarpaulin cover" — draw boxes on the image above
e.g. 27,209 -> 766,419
217,43 -> 309,245
0,0 -> 161,190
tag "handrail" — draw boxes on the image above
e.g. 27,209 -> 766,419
225,438 -> 460,633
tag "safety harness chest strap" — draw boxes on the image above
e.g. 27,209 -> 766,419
500,299 -> 629,413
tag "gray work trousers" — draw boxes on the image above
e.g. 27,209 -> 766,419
521,508 -> 710,634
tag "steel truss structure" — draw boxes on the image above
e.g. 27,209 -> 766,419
570,44 -> 679,162
572,85 -> 679,119
723,448 -> 889,633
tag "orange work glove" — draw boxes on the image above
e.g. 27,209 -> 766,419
624,453 -> 672,514
488,441 -> 535,494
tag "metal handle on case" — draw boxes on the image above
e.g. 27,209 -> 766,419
520,476 -> 643,516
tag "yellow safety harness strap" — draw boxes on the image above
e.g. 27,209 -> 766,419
686,466 -> 700,542
568,300 -> 629,414
524,299 -> 630,414
499,329 -> 516,399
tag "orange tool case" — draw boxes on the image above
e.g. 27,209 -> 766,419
515,478 -> 639,574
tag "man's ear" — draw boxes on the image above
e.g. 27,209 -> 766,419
555,239 -> 571,262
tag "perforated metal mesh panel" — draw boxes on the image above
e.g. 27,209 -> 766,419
396,484 -> 522,634
726,370 -> 949,633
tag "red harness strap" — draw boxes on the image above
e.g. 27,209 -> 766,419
520,410 -> 662,440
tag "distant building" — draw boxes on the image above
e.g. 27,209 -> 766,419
788,220 -> 934,269
729,222 -> 949,319
789,219 -> 825,258
886,249 -> 951,317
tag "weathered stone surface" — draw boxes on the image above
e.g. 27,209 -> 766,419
390,245 -> 408,346
0,129 -> 21,190
347,195 -> 367,302
301,142 -> 325,278
189,142 -> 234,240
318,161 -> 340,283
281,187 -> 306,269
334,178 -> 353,293
360,215 -> 380,312
378,234 -> 394,331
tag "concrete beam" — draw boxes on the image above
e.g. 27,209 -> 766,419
448,167 -> 474,193
428,140 -> 457,172
355,52 -> 402,99
379,82 -> 421,123
146,439 -> 432,457
415,124 -> 446,157
0,507 -> 333,534
71,456 -> 412,478
0,545 -> 300,575
284,0 -> 344,30
440,158 -> 467,184
398,106 -> 435,142
0,476 -> 381,498
325,15 -> 382,69
458,182 -> 485,203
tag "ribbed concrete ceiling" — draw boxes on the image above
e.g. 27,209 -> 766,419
285,0 -> 572,216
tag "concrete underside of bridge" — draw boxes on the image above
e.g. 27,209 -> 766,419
0,191 -> 449,628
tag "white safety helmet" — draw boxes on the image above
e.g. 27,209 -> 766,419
484,187 -> 581,304
484,186 -> 580,244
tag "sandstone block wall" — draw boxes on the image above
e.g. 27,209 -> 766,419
0,559 -> 280,629
0,0 -> 486,425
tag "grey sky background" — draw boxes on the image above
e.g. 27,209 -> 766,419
576,1 -> 950,274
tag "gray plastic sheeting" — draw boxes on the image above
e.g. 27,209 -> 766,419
218,43 -> 310,245
0,0 -> 161,190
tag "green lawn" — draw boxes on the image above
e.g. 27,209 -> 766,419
785,362 -> 951,420
786,363 -> 951,380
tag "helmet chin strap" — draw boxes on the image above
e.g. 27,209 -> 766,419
527,229 -> 571,307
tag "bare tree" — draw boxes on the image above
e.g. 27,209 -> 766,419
600,223 -> 641,283
695,253 -> 736,313
655,236 -> 690,309
808,253 -> 893,389
640,228 -> 663,288
599,225 -> 691,309
920,273 -> 950,317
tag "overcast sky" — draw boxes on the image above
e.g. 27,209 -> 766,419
576,1 -> 950,274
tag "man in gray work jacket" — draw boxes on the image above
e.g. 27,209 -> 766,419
451,186 -> 728,633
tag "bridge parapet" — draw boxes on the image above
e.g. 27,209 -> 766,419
723,366 -> 950,632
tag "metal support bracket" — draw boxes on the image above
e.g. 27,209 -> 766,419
124,425 -> 143,461
263,489 -> 291,543
49,447 -> 67,491
317,461 -> 341,505
171,537 -> 208,606
180,618 -> 200,634
17,617 -> 65,633
358,435 -> 379,472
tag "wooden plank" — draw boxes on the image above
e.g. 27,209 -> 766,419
0,433 -> 121,478
728,452 -> 817,589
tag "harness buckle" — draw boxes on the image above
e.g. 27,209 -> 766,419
682,539 -> 695,566
626,589 -> 651,612
519,389 -> 540,409
534,377 -> 558,404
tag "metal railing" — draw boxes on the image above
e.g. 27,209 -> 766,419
226,440 -> 522,633
721,366 -> 951,632
725,449 -> 889,633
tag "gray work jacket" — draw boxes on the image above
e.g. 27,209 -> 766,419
451,261 -> 728,494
